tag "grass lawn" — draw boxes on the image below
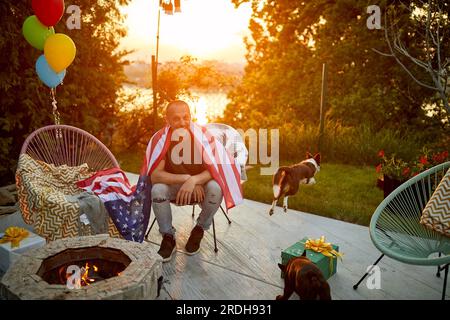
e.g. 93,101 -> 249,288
243,163 -> 384,226
116,151 -> 383,227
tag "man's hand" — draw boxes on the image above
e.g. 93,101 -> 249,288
176,177 -> 196,205
192,185 -> 205,203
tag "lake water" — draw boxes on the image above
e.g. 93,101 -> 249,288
119,85 -> 230,124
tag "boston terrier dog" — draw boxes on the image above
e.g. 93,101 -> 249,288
277,250 -> 331,300
269,152 -> 320,215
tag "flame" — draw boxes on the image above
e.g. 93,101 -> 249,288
58,261 -> 123,286
80,262 -> 99,286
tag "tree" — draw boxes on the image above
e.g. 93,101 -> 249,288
225,0 -> 445,133
0,0 -> 130,184
376,0 -> 450,119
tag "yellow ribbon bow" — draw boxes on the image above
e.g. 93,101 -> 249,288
0,227 -> 29,248
305,236 -> 343,276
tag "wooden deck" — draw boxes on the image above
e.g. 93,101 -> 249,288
1,173 -> 447,300
124,173 -> 449,300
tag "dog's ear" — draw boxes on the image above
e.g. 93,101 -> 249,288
319,282 -> 332,300
278,263 -> 286,271
306,151 -> 313,159
314,153 -> 321,165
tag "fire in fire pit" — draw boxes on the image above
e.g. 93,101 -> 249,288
0,235 -> 162,300
37,247 -> 131,286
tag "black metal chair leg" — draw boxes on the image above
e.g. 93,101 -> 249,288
145,217 -> 157,240
192,204 -> 195,218
353,254 -> 385,290
442,264 -> 448,300
220,205 -> 232,224
212,218 -> 218,253
437,252 -> 442,277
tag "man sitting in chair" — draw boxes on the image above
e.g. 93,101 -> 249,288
151,100 -> 232,262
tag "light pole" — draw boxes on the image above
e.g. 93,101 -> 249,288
152,0 -> 162,130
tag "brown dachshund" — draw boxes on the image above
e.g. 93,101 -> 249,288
277,250 -> 331,300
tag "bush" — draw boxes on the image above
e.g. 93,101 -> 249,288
278,121 -> 431,166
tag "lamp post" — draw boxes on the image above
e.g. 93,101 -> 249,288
152,1 -> 162,130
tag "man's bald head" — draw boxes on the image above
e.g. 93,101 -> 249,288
165,100 -> 191,129
166,100 -> 190,115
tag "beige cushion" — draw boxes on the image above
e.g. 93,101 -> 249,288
420,169 -> 450,237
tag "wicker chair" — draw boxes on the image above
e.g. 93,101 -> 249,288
353,162 -> 450,300
20,124 -> 119,170
18,125 -> 120,238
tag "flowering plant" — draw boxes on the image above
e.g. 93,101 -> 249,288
376,148 -> 449,181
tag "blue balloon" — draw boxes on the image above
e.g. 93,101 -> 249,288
35,54 -> 66,88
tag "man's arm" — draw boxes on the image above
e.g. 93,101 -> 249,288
190,169 -> 212,185
176,169 -> 213,205
150,159 -> 191,185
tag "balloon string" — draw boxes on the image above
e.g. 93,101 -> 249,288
50,88 -> 62,138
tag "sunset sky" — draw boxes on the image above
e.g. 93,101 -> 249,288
120,0 -> 252,64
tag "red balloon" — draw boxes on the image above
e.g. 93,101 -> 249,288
32,0 -> 65,27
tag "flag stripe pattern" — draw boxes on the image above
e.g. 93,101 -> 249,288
76,122 -> 243,242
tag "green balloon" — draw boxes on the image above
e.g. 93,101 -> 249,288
22,15 -> 55,50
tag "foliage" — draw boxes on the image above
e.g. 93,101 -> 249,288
224,0 -> 449,163
0,0 -> 130,184
376,148 -> 449,181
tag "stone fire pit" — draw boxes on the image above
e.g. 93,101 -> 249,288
0,235 -> 162,300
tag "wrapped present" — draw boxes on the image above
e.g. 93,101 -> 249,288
0,227 -> 46,272
281,236 -> 341,279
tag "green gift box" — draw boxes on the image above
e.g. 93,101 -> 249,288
280,237 -> 340,280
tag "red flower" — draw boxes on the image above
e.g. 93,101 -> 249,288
442,151 -> 448,159
402,167 -> 411,177
376,164 -> 382,173
433,154 -> 440,163
419,156 -> 428,165
378,150 -> 385,158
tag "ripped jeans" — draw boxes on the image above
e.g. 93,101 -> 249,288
151,180 -> 223,236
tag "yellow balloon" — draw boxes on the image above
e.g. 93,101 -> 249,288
44,33 -> 76,73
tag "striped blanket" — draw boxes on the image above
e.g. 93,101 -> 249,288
15,154 -> 120,241
77,122 -> 243,242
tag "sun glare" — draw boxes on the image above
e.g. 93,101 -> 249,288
193,97 -> 208,125
121,0 -> 252,62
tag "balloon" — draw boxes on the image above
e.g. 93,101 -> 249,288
44,34 -> 76,73
32,0 -> 65,27
36,55 -> 66,88
22,16 -> 55,50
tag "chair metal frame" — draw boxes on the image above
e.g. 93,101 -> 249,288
145,202 -> 231,253
20,124 -> 119,170
144,123 -> 247,253
353,162 -> 450,300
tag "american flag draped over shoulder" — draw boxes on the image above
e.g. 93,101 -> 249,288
76,122 -> 243,242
